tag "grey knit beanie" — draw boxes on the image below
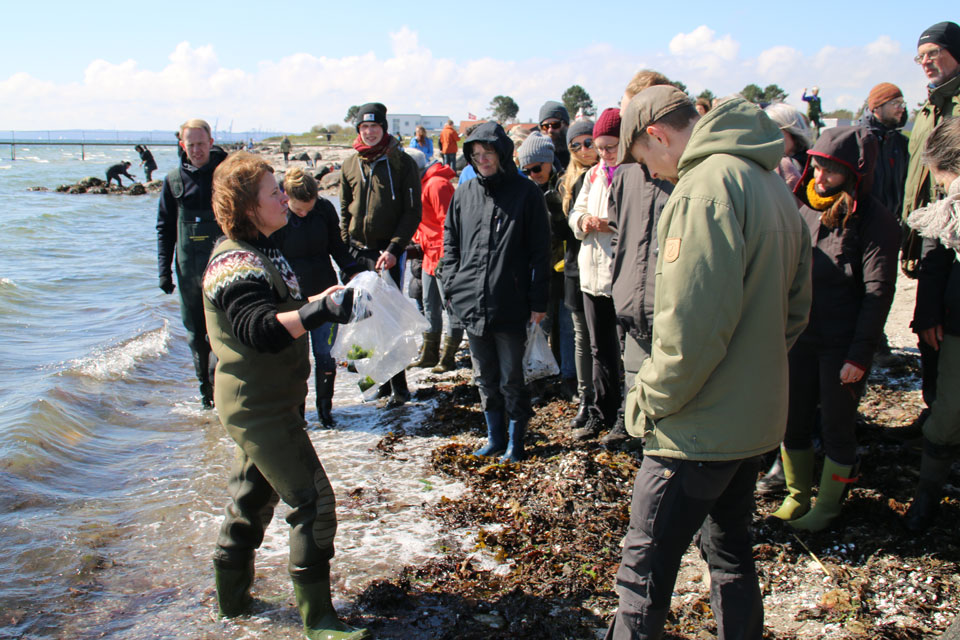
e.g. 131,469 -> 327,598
538,101 -> 570,125
518,133 -> 555,167
566,119 -> 594,145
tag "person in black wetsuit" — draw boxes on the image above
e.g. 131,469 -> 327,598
105,161 -> 135,187
135,145 -> 158,181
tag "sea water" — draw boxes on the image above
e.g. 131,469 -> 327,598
0,145 -> 464,638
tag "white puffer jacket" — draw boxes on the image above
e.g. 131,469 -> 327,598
569,163 -> 615,296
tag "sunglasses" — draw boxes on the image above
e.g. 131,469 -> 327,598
570,138 -> 594,152
540,121 -> 564,131
522,164 -> 545,175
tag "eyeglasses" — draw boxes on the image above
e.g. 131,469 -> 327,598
570,138 -> 594,152
596,142 -> 619,155
915,47 -> 942,64
522,164 -> 544,175
540,121 -> 563,131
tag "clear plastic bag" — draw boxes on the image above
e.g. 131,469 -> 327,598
523,322 -> 559,383
331,270 -> 429,399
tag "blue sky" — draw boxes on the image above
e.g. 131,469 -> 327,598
1,1 -> 953,130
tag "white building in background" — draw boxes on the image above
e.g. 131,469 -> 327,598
388,114 -> 449,137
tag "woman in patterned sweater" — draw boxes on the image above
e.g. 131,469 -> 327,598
202,152 -> 367,640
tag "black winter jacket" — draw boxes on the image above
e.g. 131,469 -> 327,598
608,163 -> 673,342
440,122 -> 552,334
859,112 -> 908,220
794,126 -> 900,367
272,197 -> 363,297
156,146 -> 228,280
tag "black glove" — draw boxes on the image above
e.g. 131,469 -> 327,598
298,288 -> 355,330
405,243 -> 423,260
159,274 -> 175,294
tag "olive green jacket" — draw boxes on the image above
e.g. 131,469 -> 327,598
901,73 -> 960,275
339,137 -> 422,257
626,98 -> 812,461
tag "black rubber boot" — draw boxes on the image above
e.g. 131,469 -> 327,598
316,370 -> 336,428
571,407 -> 605,440
408,332 -> 441,369
385,371 -> 410,407
214,557 -> 254,618
292,578 -> 369,640
569,392 -> 595,428
194,350 -> 215,409
431,334 -> 461,373
904,441 -> 954,533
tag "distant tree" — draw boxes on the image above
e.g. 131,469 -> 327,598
741,84 -> 764,104
310,124 -> 328,134
823,109 -> 854,120
763,84 -> 788,102
326,124 -> 345,135
672,80 -> 690,96
344,105 -> 360,125
697,89 -> 715,103
489,95 -> 520,123
562,85 -> 596,118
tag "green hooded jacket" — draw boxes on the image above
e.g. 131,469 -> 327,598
900,73 -> 960,273
626,98 -> 812,461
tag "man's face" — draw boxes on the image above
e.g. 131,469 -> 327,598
359,122 -> 384,147
540,118 -> 567,147
522,161 -> 552,185
917,43 -> 960,86
630,133 -> 680,183
471,144 -> 500,177
873,97 -> 906,128
812,162 -> 847,197
180,127 -> 213,168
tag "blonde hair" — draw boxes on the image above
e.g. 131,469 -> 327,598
212,152 -> 274,241
283,166 -> 318,202
179,118 -> 212,139
561,142 -> 597,213
624,70 -> 672,101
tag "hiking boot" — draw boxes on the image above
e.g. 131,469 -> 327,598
571,409 -> 605,441
600,414 -> 629,449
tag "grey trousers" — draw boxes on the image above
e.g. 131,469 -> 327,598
467,329 -> 531,421
606,454 -> 764,640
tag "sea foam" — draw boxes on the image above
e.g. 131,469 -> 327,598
71,321 -> 170,380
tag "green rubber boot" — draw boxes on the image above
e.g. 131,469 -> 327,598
408,332 -> 441,369
789,457 -> 858,532
214,558 -> 254,618
292,579 -> 370,640
768,447 -> 815,522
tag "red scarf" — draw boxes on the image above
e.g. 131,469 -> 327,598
353,134 -> 394,161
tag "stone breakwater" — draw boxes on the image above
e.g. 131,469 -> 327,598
29,176 -> 163,195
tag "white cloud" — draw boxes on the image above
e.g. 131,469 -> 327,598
0,28 -> 933,131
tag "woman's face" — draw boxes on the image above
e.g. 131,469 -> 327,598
287,196 -> 317,218
594,135 -> 619,166
569,134 -> 597,166
253,172 -> 289,236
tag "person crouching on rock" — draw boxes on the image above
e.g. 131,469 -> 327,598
203,152 -> 368,639
106,161 -> 135,187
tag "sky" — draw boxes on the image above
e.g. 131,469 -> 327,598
0,1 -> 953,132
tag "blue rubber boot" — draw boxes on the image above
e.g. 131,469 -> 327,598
500,419 -> 527,463
474,411 -> 507,457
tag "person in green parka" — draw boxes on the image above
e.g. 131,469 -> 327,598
202,152 -> 368,640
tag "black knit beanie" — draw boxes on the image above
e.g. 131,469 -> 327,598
356,103 -> 388,132
918,22 -> 960,65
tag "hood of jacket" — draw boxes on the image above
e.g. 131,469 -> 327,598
858,110 -> 906,135
795,125 -> 878,201
422,161 -> 456,185
677,97 -> 784,179
463,122 -> 517,183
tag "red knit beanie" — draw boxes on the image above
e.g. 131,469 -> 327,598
593,108 -> 622,139
867,83 -> 902,111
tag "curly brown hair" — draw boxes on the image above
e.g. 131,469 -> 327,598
212,152 -> 274,241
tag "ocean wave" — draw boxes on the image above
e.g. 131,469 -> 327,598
0,278 -> 15,288
0,165 -> 11,170
69,321 -> 170,380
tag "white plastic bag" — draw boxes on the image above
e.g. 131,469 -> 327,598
331,270 -> 429,399
523,322 -> 559,383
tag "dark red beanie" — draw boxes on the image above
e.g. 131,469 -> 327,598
593,108 -> 622,139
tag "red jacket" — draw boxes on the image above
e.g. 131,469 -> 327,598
414,163 -> 457,275
439,124 -> 460,154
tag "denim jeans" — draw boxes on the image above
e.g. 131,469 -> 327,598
310,323 -> 338,372
606,455 -> 764,640
423,270 -> 464,341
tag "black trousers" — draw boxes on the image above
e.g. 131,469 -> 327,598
583,292 -> 623,427
606,455 -> 763,640
466,329 -> 531,421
